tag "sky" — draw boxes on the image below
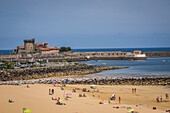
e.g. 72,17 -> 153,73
0,0 -> 170,49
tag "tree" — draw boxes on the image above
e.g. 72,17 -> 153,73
67,47 -> 71,51
59,47 -> 72,52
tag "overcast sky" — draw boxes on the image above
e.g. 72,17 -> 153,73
0,0 -> 170,49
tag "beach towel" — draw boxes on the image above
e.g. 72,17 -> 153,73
139,104 -> 148,106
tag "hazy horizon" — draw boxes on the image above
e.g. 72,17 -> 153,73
0,0 -> 170,49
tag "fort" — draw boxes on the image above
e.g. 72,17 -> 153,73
12,38 -> 59,56
1,38 -> 170,62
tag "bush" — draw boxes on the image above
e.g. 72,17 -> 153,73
59,47 -> 72,52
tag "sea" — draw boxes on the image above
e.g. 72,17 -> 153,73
77,57 -> 170,77
1,47 -> 170,77
74,47 -> 170,77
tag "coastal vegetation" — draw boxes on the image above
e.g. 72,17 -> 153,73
59,47 -> 72,52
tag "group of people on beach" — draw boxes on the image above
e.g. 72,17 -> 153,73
49,88 -> 54,95
132,88 -> 136,93
156,93 -> 169,103
79,93 -> 86,97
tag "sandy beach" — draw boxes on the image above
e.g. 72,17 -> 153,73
0,84 -> 169,113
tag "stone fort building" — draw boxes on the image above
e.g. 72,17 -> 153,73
13,38 -> 59,55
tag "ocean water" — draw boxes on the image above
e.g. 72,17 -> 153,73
73,47 -> 170,52
77,57 -> 170,77
0,50 -> 13,55
0,47 -> 170,54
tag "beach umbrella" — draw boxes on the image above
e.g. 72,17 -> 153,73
57,99 -> 63,102
66,93 -> 72,96
53,83 -> 56,85
24,109 -> 32,113
127,109 -> 134,112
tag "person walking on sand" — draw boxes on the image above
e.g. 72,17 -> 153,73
160,95 -> 163,102
49,88 -> 51,95
119,96 -> 121,103
156,96 -> 160,103
52,89 -> 54,95
134,88 -> 136,93
165,93 -> 169,99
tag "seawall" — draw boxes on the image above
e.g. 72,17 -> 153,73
1,51 -> 170,61
144,52 -> 170,57
1,76 -> 170,86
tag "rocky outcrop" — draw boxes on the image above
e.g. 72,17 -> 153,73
0,76 -> 169,86
0,64 -> 127,81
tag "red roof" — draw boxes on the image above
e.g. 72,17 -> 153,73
48,47 -> 59,50
36,43 -> 44,46
134,50 -> 141,52
19,46 -> 25,49
40,48 -> 50,51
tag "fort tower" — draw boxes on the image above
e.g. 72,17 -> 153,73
24,38 -> 35,53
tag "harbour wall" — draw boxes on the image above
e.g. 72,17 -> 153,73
144,52 -> 170,57
0,51 -> 170,61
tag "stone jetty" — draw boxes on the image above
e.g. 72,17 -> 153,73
0,76 -> 170,86
0,63 -> 127,81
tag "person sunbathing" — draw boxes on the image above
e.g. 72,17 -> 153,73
83,93 -> 86,97
52,97 -> 57,100
56,102 -> 66,105
79,94 -> 82,97
99,102 -> 104,104
66,96 -> 71,98
9,99 -> 14,103
72,89 -> 76,92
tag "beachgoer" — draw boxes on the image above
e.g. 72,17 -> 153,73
72,89 -> 76,92
132,88 -> 134,93
52,97 -> 57,100
99,101 -> 103,104
52,89 -> 54,95
112,94 -> 116,100
79,94 -> 82,97
160,95 -> 162,102
112,94 -> 115,98
156,96 -> 160,103
134,88 -> 136,93
9,99 -> 13,103
83,93 -> 86,97
27,85 -> 29,88
108,100 -> 111,104
119,96 -> 121,103
165,93 -> 169,99
56,102 -> 60,105
49,89 -> 51,95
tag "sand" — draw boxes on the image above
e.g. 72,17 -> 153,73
0,84 -> 169,113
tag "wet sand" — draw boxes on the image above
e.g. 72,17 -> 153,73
0,84 -> 169,113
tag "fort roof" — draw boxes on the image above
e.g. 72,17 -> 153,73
19,46 -> 25,49
40,48 -> 50,51
36,43 -> 44,46
134,50 -> 141,52
24,38 -> 35,42
48,47 -> 59,50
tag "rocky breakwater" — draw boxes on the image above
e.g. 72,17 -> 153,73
0,76 -> 170,86
0,64 -> 127,81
